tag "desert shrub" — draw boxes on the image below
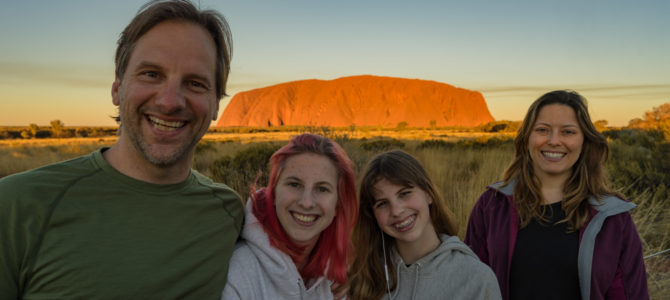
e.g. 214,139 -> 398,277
209,143 -> 281,200
417,139 -> 455,150
607,130 -> 669,204
396,121 -> 408,130
454,136 -> 513,150
195,140 -> 216,154
477,120 -> 521,133
75,128 -> 89,138
360,138 -> 405,153
35,130 -> 52,138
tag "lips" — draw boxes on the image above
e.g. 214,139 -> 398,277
291,212 -> 318,225
393,214 -> 417,232
147,115 -> 185,131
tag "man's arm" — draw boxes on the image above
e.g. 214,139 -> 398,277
0,181 -> 21,299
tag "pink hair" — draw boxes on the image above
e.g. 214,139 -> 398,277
250,133 -> 358,284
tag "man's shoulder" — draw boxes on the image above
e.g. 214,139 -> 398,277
0,153 -> 98,190
191,170 -> 241,199
0,153 -> 101,209
190,170 -> 244,224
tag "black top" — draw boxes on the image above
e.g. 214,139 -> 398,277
509,201 -> 581,300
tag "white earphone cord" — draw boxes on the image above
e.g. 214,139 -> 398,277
381,230 -> 392,299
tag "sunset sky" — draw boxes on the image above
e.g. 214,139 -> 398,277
1,0 -> 668,127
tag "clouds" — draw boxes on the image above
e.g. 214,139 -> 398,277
0,62 -> 112,89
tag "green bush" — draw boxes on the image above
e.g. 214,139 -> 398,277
607,131 -> 669,203
195,140 -> 216,154
418,139 -> 455,150
360,138 -> 405,153
210,143 -> 281,200
477,120 -> 521,133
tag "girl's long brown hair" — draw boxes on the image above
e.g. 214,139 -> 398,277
503,90 -> 618,230
348,150 -> 458,300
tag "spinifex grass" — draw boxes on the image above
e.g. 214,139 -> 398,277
1,133 -> 667,298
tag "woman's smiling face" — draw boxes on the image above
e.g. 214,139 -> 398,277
528,103 -> 584,182
274,153 -> 339,249
371,178 -> 437,254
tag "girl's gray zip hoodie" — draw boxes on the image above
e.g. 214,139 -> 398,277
222,201 -> 334,300
383,234 -> 501,300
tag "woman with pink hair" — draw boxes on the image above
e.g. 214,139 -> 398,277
222,133 -> 358,299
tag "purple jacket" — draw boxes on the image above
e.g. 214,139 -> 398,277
464,181 -> 649,300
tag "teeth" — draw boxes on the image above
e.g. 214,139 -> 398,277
292,212 -> 316,223
542,151 -> 564,158
148,116 -> 184,131
394,215 -> 416,229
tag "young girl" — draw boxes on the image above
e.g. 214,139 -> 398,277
348,150 -> 500,300
222,134 -> 358,299
465,90 -> 649,299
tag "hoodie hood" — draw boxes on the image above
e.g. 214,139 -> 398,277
234,200 -> 332,299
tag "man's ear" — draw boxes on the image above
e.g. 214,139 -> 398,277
111,77 -> 121,106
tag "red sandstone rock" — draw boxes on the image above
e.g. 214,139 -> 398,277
216,75 -> 494,127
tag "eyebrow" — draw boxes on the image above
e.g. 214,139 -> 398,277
134,61 -> 162,72
396,186 -> 413,196
284,176 -> 335,188
534,121 -> 579,128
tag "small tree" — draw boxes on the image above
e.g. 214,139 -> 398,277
50,120 -> 64,138
29,123 -> 39,138
396,121 -> 408,130
644,103 -> 670,123
594,120 -> 608,132
628,102 -> 670,140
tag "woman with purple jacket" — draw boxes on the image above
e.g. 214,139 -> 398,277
465,90 -> 648,300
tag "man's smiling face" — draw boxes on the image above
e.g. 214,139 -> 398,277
112,20 -> 219,167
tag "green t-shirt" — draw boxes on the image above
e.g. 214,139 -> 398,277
0,149 -> 244,299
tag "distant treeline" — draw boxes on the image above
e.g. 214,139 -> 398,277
1,120 -> 523,140
3,101 -> 669,140
206,120 -> 524,134
0,120 -> 118,140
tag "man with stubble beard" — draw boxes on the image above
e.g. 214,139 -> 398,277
0,1 -> 243,298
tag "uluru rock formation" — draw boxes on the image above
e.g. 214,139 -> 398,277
217,75 -> 494,127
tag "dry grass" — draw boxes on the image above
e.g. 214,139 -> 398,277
0,132 -> 666,298
0,137 -> 117,177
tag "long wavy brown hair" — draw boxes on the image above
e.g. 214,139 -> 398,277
503,90 -> 618,230
348,150 -> 458,300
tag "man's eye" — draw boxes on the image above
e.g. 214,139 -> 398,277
142,71 -> 158,78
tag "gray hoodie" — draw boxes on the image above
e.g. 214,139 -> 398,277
222,201 -> 335,300
383,234 -> 501,300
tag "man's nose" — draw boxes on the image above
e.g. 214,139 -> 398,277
155,80 -> 186,113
